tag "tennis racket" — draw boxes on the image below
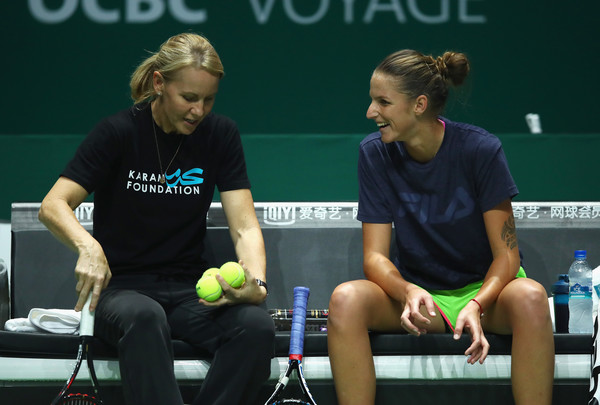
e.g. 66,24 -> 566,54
269,309 -> 329,319
264,286 -> 317,405
51,294 -> 103,404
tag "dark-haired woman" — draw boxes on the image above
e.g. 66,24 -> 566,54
327,50 -> 554,405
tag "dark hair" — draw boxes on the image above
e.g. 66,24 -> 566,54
375,49 -> 470,116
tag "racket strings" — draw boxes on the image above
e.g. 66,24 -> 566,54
59,392 -> 102,404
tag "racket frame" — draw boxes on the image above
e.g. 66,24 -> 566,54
264,287 -> 317,405
51,295 -> 103,405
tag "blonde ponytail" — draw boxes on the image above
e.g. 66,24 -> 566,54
129,33 -> 224,104
130,54 -> 159,104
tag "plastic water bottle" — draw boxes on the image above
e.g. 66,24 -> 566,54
568,250 -> 593,334
552,274 -> 569,333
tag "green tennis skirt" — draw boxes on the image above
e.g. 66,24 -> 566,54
427,267 -> 527,333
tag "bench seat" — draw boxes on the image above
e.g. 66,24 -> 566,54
0,330 -> 592,379
2,202 -> 598,404
0,329 -> 592,358
0,330 -> 592,404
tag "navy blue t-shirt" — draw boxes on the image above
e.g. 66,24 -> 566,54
357,118 -> 518,290
62,103 -> 250,277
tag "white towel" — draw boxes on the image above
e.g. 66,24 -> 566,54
28,308 -> 81,334
590,314 -> 600,404
4,317 -> 39,333
4,309 -> 81,334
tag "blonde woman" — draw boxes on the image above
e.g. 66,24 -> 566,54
39,33 -> 273,405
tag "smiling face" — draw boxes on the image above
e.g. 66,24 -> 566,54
366,72 -> 421,144
152,66 -> 220,135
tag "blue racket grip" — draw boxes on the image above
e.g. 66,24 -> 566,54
289,286 -> 310,357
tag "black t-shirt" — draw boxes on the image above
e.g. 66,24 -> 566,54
62,103 -> 250,277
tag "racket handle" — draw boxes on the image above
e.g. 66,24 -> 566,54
80,294 -> 95,337
289,286 -> 310,357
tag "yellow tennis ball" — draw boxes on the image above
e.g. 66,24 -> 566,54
196,276 -> 222,302
219,261 -> 246,288
202,267 -> 220,279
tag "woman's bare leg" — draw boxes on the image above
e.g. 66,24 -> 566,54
327,279 -> 444,405
483,278 -> 554,405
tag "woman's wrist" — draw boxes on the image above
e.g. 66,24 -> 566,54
470,298 -> 483,316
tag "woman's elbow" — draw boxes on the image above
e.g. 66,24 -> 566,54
38,197 -> 53,224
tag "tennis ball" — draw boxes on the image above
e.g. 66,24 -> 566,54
219,261 -> 246,288
202,267 -> 220,279
196,275 -> 222,302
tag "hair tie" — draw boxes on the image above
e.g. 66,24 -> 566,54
435,56 -> 448,79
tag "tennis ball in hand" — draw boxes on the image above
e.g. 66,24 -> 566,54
202,267 -> 220,279
196,275 -> 223,302
219,261 -> 246,288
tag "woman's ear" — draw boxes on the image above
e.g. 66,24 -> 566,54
414,95 -> 428,115
152,71 -> 165,95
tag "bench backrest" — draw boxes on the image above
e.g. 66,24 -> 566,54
10,202 -> 600,318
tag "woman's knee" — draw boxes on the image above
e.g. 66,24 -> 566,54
329,282 -> 362,316
135,303 -> 168,322
238,305 -> 275,345
517,279 -> 549,308
502,279 -> 551,324
97,292 -> 169,342
328,280 -> 380,329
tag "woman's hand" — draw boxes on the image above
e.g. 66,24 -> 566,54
453,299 -> 490,364
399,284 -> 437,336
38,177 -> 111,313
199,260 -> 267,306
74,240 -> 112,312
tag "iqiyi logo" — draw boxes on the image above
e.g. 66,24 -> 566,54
264,205 -> 296,226
166,168 -> 204,188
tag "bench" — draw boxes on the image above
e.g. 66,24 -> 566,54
1,202 -> 596,404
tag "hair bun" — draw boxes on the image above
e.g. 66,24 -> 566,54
436,51 -> 470,86
435,56 -> 448,79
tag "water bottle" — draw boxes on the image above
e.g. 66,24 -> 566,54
552,274 -> 569,333
568,250 -> 593,334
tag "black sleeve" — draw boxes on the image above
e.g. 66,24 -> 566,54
61,113 -> 131,194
